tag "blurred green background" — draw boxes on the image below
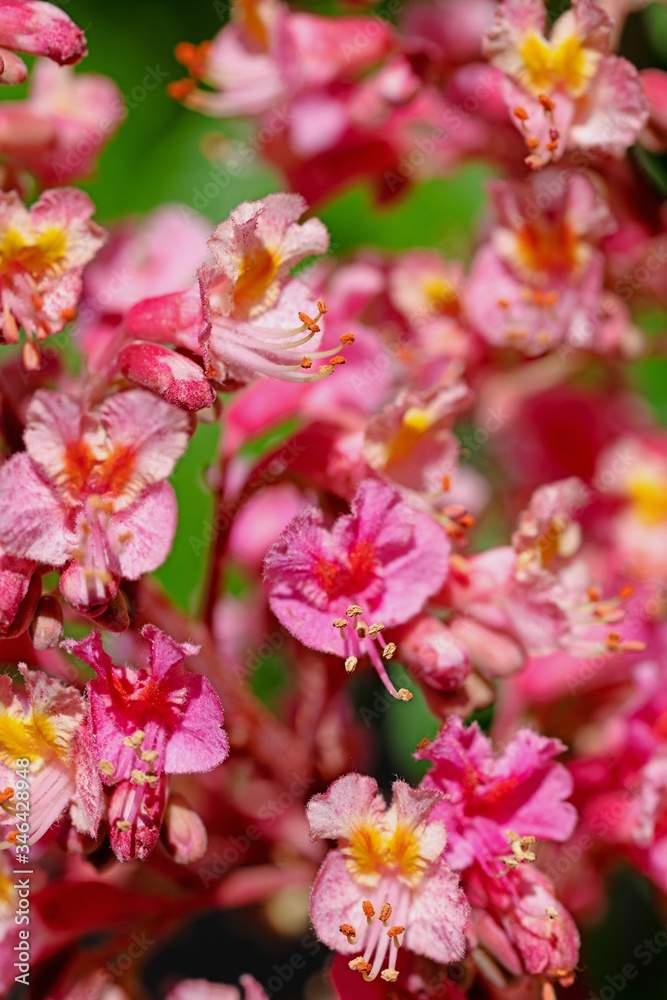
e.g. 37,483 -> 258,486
6,1 -> 667,994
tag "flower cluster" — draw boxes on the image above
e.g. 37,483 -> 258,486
0,1 -> 665,999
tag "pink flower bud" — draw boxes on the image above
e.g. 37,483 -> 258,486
163,792 -> 208,864
397,613 -> 470,692
118,341 -> 215,412
0,1 -> 87,66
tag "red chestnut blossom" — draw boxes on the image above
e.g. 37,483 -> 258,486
0,665 -> 103,844
306,773 -> 469,983
484,0 -> 648,166
0,187 -> 106,367
416,716 -> 577,873
417,718 -> 580,988
264,478 -> 450,700
0,389 -> 191,615
0,0 -> 86,85
0,60 -> 124,189
465,169 -> 616,356
126,194 -> 339,387
62,626 -> 229,861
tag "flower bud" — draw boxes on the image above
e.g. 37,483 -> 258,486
163,792 -> 208,864
29,594 -> 63,650
118,341 -> 215,412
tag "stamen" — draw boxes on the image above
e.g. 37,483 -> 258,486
546,906 -> 558,919
347,605 -> 363,618
382,643 -> 396,660
381,970 -> 399,982
141,750 -> 159,763
539,93 -> 555,113
0,788 -> 14,806
340,332 -> 355,345
115,820 -> 131,832
513,106 -> 530,128
99,760 -> 114,777
340,923 -> 357,944
349,958 -> 372,975
387,925 -> 404,943
300,357 -> 312,369
345,656 -> 358,673
379,903 -> 392,924
363,900 -> 375,923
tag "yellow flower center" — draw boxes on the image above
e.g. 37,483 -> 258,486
233,245 -> 280,316
627,471 -> 667,525
518,28 -> 601,98
385,407 -> 434,466
0,709 -> 70,770
422,276 -> 458,313
0,227 -> 68,276
345,821 -> 428,887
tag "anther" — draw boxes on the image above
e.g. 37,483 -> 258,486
339,924 -> 357,944
362,901 -> 375,922
356,621 -> 369,639
379,903 -> 392,924
0,787 -> 14,805
349,958 -> 372,975
318,364 -> 334,376
513,106 -> 530,127
145,773 -> 159,785
526,136 -> 540,149
115,820 -> 131,831
123,730 -> 145,749
588,587 -> 600,602
99,760 -> 114,777
397,688 -> 413,701
300,357 -> 312,369
345,656 -> 358,673
387,926 -> 404,941
538,94 -> 555,112
382,642 -> 396,660
368,623 -> 385,636
619,584 -> 634,599
340,332 -> 355,345
141,750 -> 159,763
317,300 -> 328,314
5,831 -> 19,845
441,475 -> 451,491
546,906 -> 558,919
131,769 -> 147,785
330,355 -> 346,366
167,78 -> 196,100
381,970 -> 399,982
347,605 -> 363,618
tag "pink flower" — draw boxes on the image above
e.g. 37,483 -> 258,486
0,60 -> 124,188
0,0 -> 86,86
0,388 -> 191,615
465,169 -> 615,356
62,625 -> 229,861
126,194 -> 342,386
0,665 -> 103,844
363,379 -> 472,502
306,773 -> 469,983
264,478 -> 450,700
416,716 -> 578,874
0,188 -> 106,368
484,0 -> 648,165
417,718 -> 580,987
